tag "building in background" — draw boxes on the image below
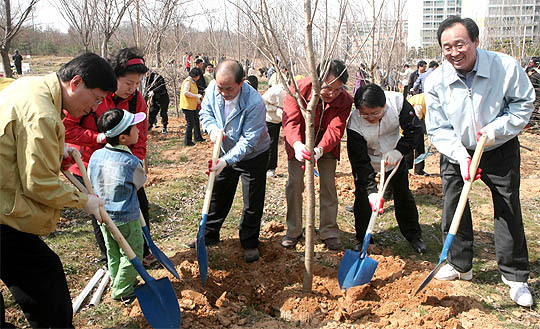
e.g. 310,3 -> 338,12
421,0 -> 462,48
485,0 -> 540,54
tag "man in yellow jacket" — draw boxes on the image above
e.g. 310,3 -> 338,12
0,53 -> 116,328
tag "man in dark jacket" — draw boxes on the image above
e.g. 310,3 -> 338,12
145,70 -> 170,134
407,60 -> 426,96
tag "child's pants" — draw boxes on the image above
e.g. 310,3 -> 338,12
100,220 -> 144,299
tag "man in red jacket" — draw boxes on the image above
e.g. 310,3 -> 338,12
63,48 -> 152,265
281,60 -> 353,250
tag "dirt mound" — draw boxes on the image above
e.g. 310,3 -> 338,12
125,223 -> 501,328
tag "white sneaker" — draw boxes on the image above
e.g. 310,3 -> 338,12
501,275 -> 533,307
266,169 -> 275,177
434,263 -> 473,281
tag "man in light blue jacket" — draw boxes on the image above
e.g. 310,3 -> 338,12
425,16 -> 534,307
196,59 -> 270,262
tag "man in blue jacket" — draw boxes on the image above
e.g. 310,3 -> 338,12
195,59 -> 270,262
425,16 -> 534,307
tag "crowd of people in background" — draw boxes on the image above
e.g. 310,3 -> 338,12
2,15 -> 540,328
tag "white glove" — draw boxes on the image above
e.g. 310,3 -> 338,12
383,149 -> 403,166
208,158 -> 227,175
368,193 -> 384,214
97,133 -> 107,144
63,145 -> 80,160
414,104 -> 424,119
478,126 -> 495,147
314,147 -> 323,161
293,141 -> 310,162
84,194 -> 105,223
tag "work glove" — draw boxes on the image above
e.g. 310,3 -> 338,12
414,104 -> 424,119
96,133 -> 107,144
84,194 -> 105,223
62,146 -> 79,171
368,193 -> 384,214
206,158 -> 227,176
314,147 -> 323,161
383,149 -> 403,166
458,156 -> 482,182
476,127 -> 495,147
293,141 -> 311,162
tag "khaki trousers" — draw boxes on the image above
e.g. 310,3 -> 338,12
285,154 -> 339,240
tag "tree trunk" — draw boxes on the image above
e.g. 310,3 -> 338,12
1,48 -> 12,78
302,0 -> 319,293
156,37 -> 162,68
101,37 -> 108,58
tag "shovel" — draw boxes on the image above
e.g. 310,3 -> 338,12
414,145 -> 433,164
197,130 -> 224,286
70,152 -> 181,328
338,159 -> 401,289
139,210 -> 180,280
62,169 -> 180,280
415,134 -> 487,295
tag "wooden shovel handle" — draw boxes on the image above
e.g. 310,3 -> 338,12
447,134 -> 488,236
71,151 -> 137,260
202,130 -> 224,214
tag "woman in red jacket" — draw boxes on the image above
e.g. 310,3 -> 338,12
63,48 -> 156,266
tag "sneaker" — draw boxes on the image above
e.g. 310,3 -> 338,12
323,237 -> 342,250
266,169 -> 275,178
114,292 -> 137,305
434,263 -> 472,281
502,275 -> 533,307
409,238 -> 427,254
345,205 -> 354,213
187,236 -> 220,248
142,254 -> 158,268
244,248 -> 260,262
161,128 -> 167,134
281,236 -> 299,248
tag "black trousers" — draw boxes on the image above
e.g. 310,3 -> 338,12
204,150 -> 269,249
183,109 -> 202,145
440,137 -> 529,281
74,175 -> 151,259
404,119 -> 426,173
266,122 -> 281,170
0,225 -> 74,328
149,94 -> 170,129
353,160 -> 421,242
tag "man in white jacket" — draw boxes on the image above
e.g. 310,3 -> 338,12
425,16 -> 534,307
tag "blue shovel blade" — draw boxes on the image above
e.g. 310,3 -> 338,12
415,233 -> 455,295
196,214 -> 208,286
338,249 -> 360,288
142,226 -> 180,280
135,278 -> 181,328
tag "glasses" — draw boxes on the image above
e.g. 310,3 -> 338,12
88,88 -> 105,105
442,40 -> 470,54
321,84 -> 344,95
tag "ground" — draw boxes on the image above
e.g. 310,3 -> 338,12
2,89 -> 540,328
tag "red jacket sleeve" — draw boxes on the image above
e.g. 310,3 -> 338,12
282,78 -> 311,147
317,93 -> 352,153
128,92 -> 148,160
63,111 -> 100,146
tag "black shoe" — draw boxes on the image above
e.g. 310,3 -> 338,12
415,170 -> 430,177
410,238 -> 427,254
188,236 -> 220,248
352,237 -> 375,251
161,128 -> 167,134
244,248 -> 260,262
185,142 -> 195,146
195,138 -> 205,142
323,237 -> 342,250
114,292 -> 137,305
281,236 -> 299,248
345,205 -> 354,213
